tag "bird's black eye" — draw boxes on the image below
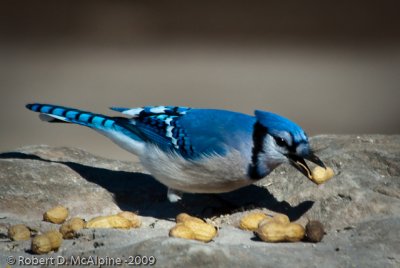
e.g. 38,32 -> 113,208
274,136 -> 287,147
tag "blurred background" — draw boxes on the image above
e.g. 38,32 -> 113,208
1,0 -> 399,160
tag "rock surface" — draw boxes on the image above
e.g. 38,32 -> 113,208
0,135 -> 399,267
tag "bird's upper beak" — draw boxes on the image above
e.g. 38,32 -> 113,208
288,152 -> 326,182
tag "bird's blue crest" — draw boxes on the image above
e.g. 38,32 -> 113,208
254,110 -> 308,144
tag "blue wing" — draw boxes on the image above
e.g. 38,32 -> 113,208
111,106 -> 256,159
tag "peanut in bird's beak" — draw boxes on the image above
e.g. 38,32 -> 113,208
288,152 -> 326,183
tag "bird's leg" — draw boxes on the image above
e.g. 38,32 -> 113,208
167,188 -> 196,212
167,188 -> 183,203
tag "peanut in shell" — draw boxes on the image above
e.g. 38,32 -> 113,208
85,215 -> 133,229
60,217 -> 85,239
311,167 -> 335,184
169,223 -> 196,240
257,222 -> 305,242
8,224 -> 31,241
44,230 -> 63,250
117,211 -> 141,228
181,220 -> 217,242
176,213 -> 204,224
258,214 -> 290,228
31,235 -> 52,254
43,205 -> 69,224
239,212 -> 269,231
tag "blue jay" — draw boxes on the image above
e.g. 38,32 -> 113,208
26,103 -> 325,202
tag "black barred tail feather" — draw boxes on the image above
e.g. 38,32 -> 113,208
26,103 -> 145,154
26,103 -> 117,130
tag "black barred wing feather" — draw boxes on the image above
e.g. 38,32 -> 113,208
111,106 -> 195,157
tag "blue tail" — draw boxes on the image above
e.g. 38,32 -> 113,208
26,103 -> 145,142
26,103 -> 119,129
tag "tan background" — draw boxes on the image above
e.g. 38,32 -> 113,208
1,0 -> 399,160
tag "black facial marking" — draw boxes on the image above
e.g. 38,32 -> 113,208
248,122 -> 268,180
273,133 -> 299,153
273,136 -> 287,147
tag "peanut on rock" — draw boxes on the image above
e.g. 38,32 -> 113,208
176,213 -> 205,224
311,166 -> 335,184
43,205 -> 69,224
239,212 -> 269,231
169,213 -> 217,242
8,224 -> 31,241
60,217 -> 85,239
31,235 -> 52,254
31,230 -> 63,254
85,215 -> 134,229
169,223 -> 196,240
117,211 -> 142,228
44,230 -> 63,250
256,222 -> 305,242
181,220 -> 217,242
258,214 -> 290,228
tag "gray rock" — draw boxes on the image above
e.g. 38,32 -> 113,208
0,135 -> 399,267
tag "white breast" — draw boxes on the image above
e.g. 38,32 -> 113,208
139,145 -> 253,193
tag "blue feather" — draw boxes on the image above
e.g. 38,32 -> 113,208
254,110 -> 307,144
26,103 -> 144,141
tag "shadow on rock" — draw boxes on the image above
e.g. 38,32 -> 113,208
0,152 -> 313,220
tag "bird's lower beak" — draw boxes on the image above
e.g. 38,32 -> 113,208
288,152 -> 326,182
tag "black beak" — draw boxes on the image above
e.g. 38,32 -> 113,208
305,152 -> 326,169
288,152 -> 326,181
